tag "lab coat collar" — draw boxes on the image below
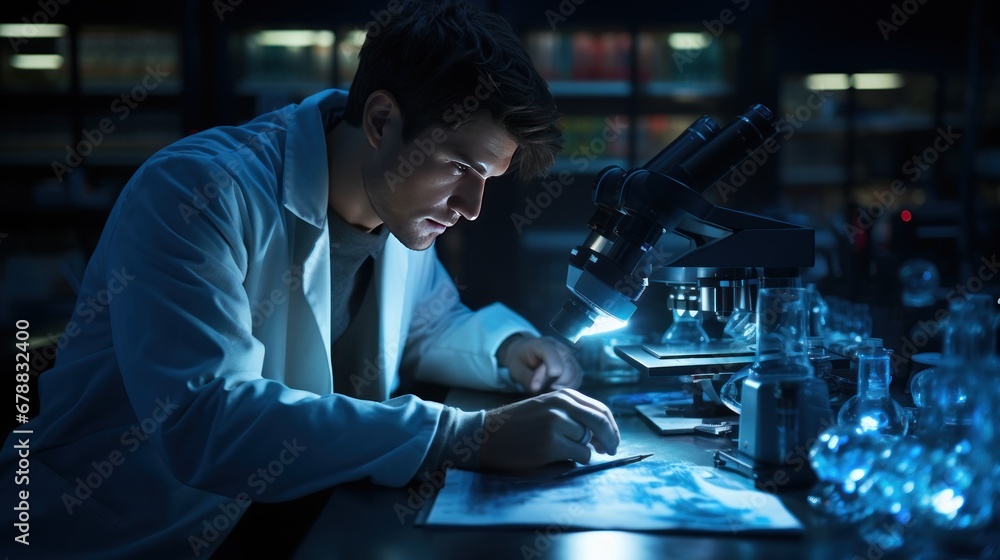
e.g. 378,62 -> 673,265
280,89 -> 412,397
282,89 -> 349,229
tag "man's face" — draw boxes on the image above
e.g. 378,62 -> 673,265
364,113 -> 517,251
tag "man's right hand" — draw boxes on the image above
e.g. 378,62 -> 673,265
478,388 -> 620,471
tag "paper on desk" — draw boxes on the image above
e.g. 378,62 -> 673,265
423,460 -> 803,535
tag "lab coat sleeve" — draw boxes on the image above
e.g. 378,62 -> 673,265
105,155 -> 443,499
401,246 -> 540,392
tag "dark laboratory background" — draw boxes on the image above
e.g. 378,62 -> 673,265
1,0 -> 998,421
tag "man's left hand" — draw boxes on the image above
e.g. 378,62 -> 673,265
501,335 -> 583,394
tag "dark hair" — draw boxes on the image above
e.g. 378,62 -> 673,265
344,0 -> 564,180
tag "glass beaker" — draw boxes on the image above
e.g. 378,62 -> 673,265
739,287 -> 832,465
805,283 -> 830,339
720,364 -> 751,414
752,287 -> 813,377
722,286 -> 812,413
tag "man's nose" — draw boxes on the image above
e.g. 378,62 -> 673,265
449,177 -> 486,221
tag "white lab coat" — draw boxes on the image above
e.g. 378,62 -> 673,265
0,89 -> 537,559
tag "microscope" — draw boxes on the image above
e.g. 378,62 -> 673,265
550,105 -> 832,488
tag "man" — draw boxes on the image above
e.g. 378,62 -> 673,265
0,1 -> 620,558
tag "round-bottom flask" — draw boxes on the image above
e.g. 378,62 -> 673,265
837,339 -> 908,437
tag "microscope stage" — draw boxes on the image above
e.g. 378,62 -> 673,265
614,342 -> 756,377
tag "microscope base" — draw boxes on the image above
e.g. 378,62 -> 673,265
713,448 -> 817,491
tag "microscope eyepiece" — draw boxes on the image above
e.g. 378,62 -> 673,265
661,104 -> 780,194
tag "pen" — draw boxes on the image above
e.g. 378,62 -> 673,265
557,453 -> 654,479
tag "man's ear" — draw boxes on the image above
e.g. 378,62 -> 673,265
363,90 -> 401,150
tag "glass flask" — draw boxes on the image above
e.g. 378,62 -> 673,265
807,295 -> 998,556
911,295 -> 999,419
906,352 -> 940,408
898,258 -> 939,308
722,307 -> 756,344
660,285 -> 709,345
807,424 -> 891,522
723,274 -> 801,345
809,423 -> 883,491
836,338 -> 908,437
852,437 -> 939,554
912,295 -> 998,537
719,363 -> 751,414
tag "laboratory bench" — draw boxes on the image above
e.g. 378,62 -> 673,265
279,376 -> 988,560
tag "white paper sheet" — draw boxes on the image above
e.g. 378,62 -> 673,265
424,460 -> 803,535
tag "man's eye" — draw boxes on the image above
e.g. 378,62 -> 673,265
453,162 -> 469,174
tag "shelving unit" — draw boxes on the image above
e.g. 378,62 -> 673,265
0,1 -> 375,331
225,26 -> 366,116
0,8 -> 190,222
0,4 -> 189,338
521,25 -> 746,170
0,0 -> 996,344
769,0 -> 1000,313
